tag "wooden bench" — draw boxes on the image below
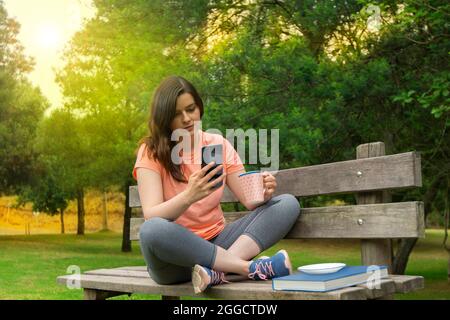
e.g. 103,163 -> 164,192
57,142 -> 425,300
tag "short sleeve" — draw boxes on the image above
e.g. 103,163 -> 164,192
223,137 -> 245,175
132,144 -> 163,180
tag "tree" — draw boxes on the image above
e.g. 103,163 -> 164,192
0,2 -> 34,75
17,163 -> 70,234
0,3 -> 48,194
29,109 -> 92,235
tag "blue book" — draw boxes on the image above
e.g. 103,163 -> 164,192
272,266 -> 389,292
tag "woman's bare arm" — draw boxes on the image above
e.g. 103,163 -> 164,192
136,168 -> 191,221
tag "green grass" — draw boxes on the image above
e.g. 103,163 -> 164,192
0,229 -> 448,300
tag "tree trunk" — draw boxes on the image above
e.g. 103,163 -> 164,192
443,176 -> 449,281
60,208 -> 65,234
122,182 -> 132,252
77,188 -> 85,235
102,190 -> 108,231
392,238 -> 418,275
447,253 -> 450,282
392,174 -> 445,274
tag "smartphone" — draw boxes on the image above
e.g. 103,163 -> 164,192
201,144 -> 223,189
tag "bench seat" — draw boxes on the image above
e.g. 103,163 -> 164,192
57,266 -> 424,300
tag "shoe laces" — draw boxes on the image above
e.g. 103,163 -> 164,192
209,269 -> 230,286
248,260 -> 275,280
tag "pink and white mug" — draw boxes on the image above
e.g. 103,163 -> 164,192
238,171 -> 265,207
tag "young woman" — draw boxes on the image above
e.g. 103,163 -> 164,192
133,75 -> 300,293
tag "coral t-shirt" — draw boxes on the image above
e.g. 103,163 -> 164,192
132,130 -> 244,240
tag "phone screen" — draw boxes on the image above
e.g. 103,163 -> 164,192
201,144 -> 223,189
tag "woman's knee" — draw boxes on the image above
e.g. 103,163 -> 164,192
274,193 -> 301,220
139,217 -> 172,248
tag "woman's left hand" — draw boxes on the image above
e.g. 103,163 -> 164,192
262,171 -> 277,201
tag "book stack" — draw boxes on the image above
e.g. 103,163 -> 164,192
272,265 -> 389,292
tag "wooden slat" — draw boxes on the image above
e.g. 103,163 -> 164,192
130,201 -> 425,241
57,274 -> 367,300
130,218 -> 143,241
84,289 -> 126,300
129,185 -> 141,208
129,151 -> 421,207
389,275 -> 425,293
85,269 -> 149,278
114,266 -> 148,271
243,151 -> 422,199
64,267 -> 427,293
84,269 -> 423,296
57,270 -> 424,300
356,278 -> 396,299
413,152 -> 422,187
85,268 -> 250,283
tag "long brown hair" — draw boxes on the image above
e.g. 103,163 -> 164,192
138,76 -> 204,183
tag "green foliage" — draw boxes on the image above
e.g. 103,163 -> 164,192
35,110 -> 92,191
0,4 -> 34,75
0,3 -> 48,194
15,109 -> 88,217
17,174 -> 69,216
416,72 -> 450,119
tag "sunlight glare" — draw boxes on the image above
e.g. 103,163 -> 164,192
36,23 -> 61,49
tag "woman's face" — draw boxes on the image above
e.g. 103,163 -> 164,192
170,93 -> 201,135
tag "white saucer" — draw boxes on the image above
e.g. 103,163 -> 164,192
297,263 -> 346,275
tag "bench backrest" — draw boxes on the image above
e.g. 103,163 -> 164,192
129,142 -> 424,272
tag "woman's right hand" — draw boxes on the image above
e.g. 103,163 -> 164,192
184,162 -> 226,205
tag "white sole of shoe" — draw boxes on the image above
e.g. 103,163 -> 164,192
192,264 -> 210,294
278,249 -> 292,274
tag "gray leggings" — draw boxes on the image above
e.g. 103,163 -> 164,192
139,193 -> 301,285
